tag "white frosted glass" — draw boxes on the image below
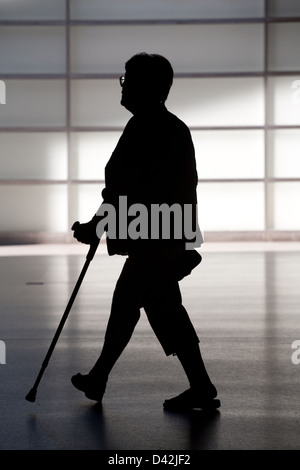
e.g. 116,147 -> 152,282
267,76 -> 300,125
268,130 -> 300,178
71,80 -> 129,127
70,24 -> 263,74
71,77 -> 264,128
268,0 -> 300,17
0,27 -> 66,74
70,0 -> 263,20
197,183 -> 264,231
71,77 -> 264,127
168,78 -> 264,127
0,80 -> 66,127
69,183 -> 105,223
0,133 -> 67,180
0,185 -> 68,232
268,183 -> 300,230
0,0 -> 65,20
268,23 -> 300,72
192,130 -> 264,179
70,132 -> 122,180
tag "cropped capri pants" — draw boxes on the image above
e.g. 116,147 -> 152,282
103,255 -> 200,357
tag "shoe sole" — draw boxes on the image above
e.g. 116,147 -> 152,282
163,398 -> 221,412
84,391 -> 104,402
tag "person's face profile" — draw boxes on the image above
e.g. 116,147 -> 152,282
120,70 -> 153,113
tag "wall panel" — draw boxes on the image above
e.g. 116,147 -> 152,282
0,1 -> 299,241
70,24 -> 263,74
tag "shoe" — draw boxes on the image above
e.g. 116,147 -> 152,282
71,373 -> 106,402
163,388 -> 220,412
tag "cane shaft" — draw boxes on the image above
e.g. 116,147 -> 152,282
26,238 -> 99,400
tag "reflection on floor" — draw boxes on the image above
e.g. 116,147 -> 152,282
1,242 -> 300,451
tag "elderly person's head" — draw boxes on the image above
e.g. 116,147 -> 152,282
120,52 -> 174,113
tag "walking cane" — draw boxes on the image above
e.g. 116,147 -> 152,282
25,222 -> 99,402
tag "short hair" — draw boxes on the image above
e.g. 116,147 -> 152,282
125,52 -> 174,103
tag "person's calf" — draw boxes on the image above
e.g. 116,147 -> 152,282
175,343 -> 215,391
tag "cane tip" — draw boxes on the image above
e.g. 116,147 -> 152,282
25,389 -> 36,402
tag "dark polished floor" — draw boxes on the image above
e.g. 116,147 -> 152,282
1,242 -> 300,452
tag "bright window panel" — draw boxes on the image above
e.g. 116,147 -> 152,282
0,80 -> 66,127
268,23 -> 300,72
70,24 -> 263,74
197,183 -> 264,231
267,76 -> 300,125
0,0 -> 66,20
71,79 -> 129,127
168,78 -> 264,127
192,130 -> 264,179
0,185 -> 68,232
70,77 -> 265,128
267,129 -> 300,178
0,27 -> 66,74
268,0 -> 300,17
0,133 -> 67,180
70,0 -> 263,20
70,132 -> 122,180
69,183 -> 105,223
268,183 -> 300,230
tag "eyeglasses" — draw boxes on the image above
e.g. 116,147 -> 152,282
119,76 -> 125,87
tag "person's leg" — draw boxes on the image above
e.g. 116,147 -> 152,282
88,274 -> 141,380
71,258 -> 141,401
175,342 -> 214,391
141,265 -> 219,410
165,342 -> 219,410
142,269 -> 199,357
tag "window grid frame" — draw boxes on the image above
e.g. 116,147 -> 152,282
0,0 -> 300,241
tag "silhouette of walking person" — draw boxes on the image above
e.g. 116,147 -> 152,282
71,53 -> 220,411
